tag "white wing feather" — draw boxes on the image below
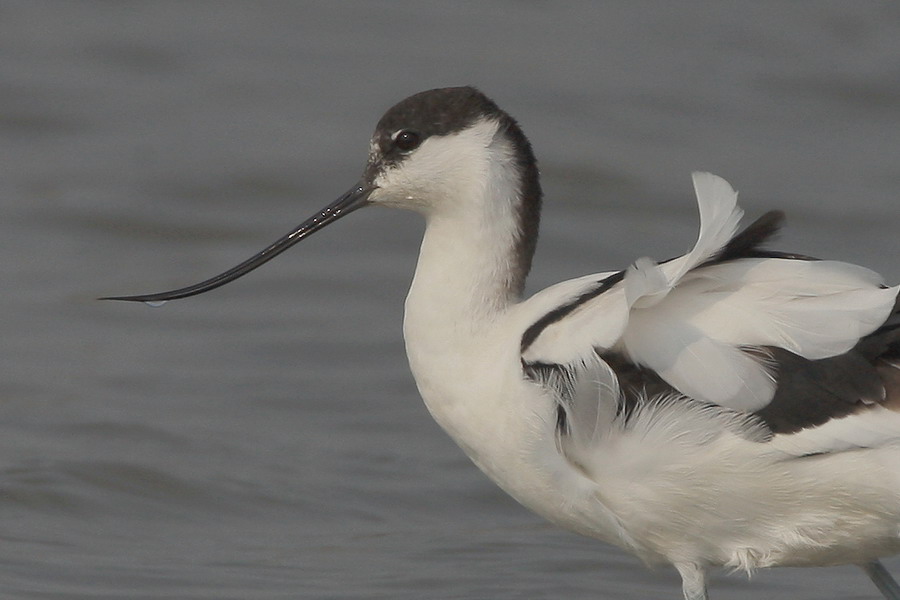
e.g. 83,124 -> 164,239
523,172 -> 742,365
522,172 -> 899,412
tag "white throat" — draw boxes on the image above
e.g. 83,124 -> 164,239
397,119 -> 531,327
394,120 -> 533,419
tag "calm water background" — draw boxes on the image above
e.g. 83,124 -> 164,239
2,2 -> 899,598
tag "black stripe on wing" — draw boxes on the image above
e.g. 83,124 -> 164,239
519,270 -> 625,354
751,346 -> 885,434
703,210 -> 818,265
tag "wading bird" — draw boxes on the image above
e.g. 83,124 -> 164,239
106,87 -> 900,600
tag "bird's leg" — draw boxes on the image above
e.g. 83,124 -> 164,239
675,563 -> 709,600
861,560 -> 900,600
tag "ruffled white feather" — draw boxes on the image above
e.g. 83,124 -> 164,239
521,173 -> 899,412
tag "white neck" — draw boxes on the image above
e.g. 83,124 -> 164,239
364,117 -> 541,454
403,126 -> 531,333
401,126 -> 535,418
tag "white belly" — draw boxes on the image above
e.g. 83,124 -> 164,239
407,335 -> 900,570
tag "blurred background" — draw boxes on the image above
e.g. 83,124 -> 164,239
1,2 -> 898,598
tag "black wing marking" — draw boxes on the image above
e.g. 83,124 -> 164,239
750,347 -> 885,434
519,270 -> 625,354
704,210 -> 818,265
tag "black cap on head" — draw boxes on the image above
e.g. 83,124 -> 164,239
369,87 -> 509,171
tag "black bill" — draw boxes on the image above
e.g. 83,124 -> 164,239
102,183 -> 374,303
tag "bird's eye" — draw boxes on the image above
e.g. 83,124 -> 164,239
393,130 -> 422,152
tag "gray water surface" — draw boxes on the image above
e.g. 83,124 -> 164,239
2,2 -> 899,598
